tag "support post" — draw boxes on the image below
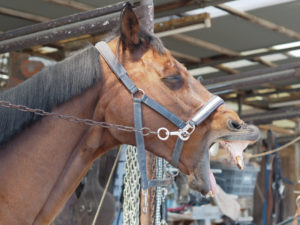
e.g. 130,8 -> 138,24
135,1 -> 154,225
296,121 -> 300,184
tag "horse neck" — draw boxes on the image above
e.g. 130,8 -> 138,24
0,82 -> 103,225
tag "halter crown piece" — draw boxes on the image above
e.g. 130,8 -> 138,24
95,41 -> 224,190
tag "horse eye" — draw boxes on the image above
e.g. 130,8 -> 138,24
162,75 -> 183,83
161,75 -> 184,90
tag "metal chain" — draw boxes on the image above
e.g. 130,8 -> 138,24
155,157 -> 163,225
123,145 -> 141,225
0,100 -> 157,136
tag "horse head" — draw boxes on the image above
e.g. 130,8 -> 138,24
97,4 -> 260,196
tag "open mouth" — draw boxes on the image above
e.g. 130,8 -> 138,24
188,123 -> 260,196
208,140 -> 250,195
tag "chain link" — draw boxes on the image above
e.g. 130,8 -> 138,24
0,100 -> 157,136
123,145 -> 141,225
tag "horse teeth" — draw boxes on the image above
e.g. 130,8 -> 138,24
205,191 -> 214,198
236,156 -> 244,170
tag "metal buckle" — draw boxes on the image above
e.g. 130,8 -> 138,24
157,123 -> 195,141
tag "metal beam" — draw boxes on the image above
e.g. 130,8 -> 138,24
224,87 -> 300,101
242,106 -> 300,125
170,50 -> 201,63
259,124 -> 296,135
216,4 -> 300,40
45,0 -> 94,11
155,13 -> 210,37
203,61 -> 300,93
136,0 -> 154,32
0,15 -> 119,53
171,33 -> 240,56
0,9 -> 210,53
154,0 -> 232,17
0,2 -> 125,42
0,6 -> 50,22
252,57 -> 277,67
194,44 -> 300,67
215,64 -> 239,74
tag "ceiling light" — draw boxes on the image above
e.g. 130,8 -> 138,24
188,67 -> 219,76
186,0 -> 296,18
259,53 -> 288,62
222,59 -> 258,69
246,96 -> 264,101
290,84 -> 300,89
256,88 -> 276,94
272,119 -> 296,128
37,46 -> 58,54
241,48 -> 269,56
0,74 -> 9,79
288,49 -> 300,57
269,99 -> 300,108
272,41 -> 300,50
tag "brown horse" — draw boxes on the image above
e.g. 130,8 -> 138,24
0,4 -> 259,225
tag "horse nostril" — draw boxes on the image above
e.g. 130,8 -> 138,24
228,120 -> 241,130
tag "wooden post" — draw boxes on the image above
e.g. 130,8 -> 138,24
295,120 -> 300,184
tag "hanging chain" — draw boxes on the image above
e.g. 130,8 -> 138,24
0,100 -> 157,136
155,157 -> 163,225
123,145 -> 141,225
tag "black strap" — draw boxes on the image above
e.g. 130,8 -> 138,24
171,137 -> 184,168
95,41 -> 224,189
134,97 -> 174,190
96,41 -> 186,129
95,42 -> 138,94
142,95 -> 186,129
133,97 -> 149,190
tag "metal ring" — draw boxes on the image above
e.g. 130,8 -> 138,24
157,127 -> 170,141
141,127 -> 152,136
166,163 -> 179,177
185,121 -> 196,135
132,88 -> 145,100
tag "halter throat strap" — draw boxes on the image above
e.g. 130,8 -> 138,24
95,41 -> 224,189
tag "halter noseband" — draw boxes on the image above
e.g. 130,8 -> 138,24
95,41 -> 224,190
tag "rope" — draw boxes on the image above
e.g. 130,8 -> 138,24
91,146 -> 122,225
246,135 -> 300,159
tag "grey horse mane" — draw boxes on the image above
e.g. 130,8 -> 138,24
0,45 -> 101,145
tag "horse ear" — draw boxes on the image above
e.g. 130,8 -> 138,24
120,3 -> 141,49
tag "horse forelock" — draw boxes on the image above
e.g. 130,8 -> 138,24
0,45 -> 102,145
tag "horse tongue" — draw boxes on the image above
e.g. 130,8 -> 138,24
209,169 -> 216,195
221,141 -> 249,170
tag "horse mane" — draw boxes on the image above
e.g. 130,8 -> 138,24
0,45 -> 101,145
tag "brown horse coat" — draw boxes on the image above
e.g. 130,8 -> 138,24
0,4 -> 259,225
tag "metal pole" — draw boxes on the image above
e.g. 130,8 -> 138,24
0,15 -> 119,54
0,2 -> 126,42
241,107 -> 300,125
203,62 -> 300,94
135,1 -> 154,225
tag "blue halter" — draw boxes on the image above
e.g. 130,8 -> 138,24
95,41 -> 224,190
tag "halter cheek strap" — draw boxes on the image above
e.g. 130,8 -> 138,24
95,41 -> 224,190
